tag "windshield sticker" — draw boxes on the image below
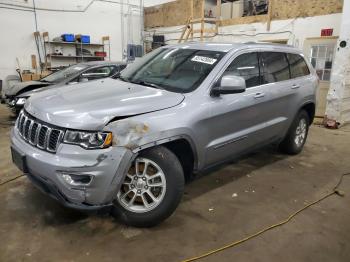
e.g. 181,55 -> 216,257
191,56 -> 217,65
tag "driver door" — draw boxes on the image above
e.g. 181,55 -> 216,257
205,52 -> 272,166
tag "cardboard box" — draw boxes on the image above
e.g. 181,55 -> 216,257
21,74 -> 32,82
31,74 -> 41,81
41,71 -> 51,78
21,70 -> 52,82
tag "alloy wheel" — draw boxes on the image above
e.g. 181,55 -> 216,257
295,118 -> 307,147
116,157 -> 167,213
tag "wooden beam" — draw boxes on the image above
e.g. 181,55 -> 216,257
16,57 -> 23,81
220,14 -> 268,27
31,54 -> 37,73
190,0 -> 194,40
216,0 -> 221,33
200,0 -> 205,41
178,24 -> 188,43
190,0 -> 194,19
193,28 -> 217,34
184,27 -> 192,42
191,17 -> 217,23
267,0 -> 273,31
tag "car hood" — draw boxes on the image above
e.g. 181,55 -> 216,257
19,84 -> 60,97
25,78 -> 185,130
5,80 -> 51,96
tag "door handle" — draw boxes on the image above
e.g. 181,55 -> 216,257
291,84 -> 301,89
254,92 -> 265,99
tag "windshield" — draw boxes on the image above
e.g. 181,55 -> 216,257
41,64 -> 89,83
120,48 -> 225,93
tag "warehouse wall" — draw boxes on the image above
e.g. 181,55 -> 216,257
0,0 -> 145,81
144,0 -> 343,28
145,13 -> 342,54
144,0 -> 175,7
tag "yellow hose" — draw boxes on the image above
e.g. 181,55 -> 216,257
182,173 -> 350,262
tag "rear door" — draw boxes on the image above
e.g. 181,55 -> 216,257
259,51 -> 294,139
259,51 -> 314,140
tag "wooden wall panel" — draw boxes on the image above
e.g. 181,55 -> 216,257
144,0 -> 206,28
144,0 -> 343,29
272,0 -> 343,20
219,14 -> 267,27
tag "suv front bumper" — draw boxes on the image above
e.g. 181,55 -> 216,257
11,127 -> 134,210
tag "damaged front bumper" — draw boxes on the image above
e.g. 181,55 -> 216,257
11,127 -> 135,211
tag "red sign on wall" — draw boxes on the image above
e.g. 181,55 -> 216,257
321,28 -> 333,37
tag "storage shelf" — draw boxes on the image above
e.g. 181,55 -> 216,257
48,54 -> 104,59
42,32 -> 110,68
44,41 -> 104,47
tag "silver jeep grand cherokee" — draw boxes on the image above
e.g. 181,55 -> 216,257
11,42 -> 317,227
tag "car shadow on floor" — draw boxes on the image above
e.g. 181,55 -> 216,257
0,112 -> 17,128
183,146 -> 288,201
17,146 -> 287,227
22,184 -> 90,225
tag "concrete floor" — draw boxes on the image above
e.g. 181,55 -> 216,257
0,104 -> 350,262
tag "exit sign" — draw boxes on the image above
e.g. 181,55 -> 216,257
321,28 -> 333,37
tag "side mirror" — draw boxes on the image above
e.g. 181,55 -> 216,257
212,75 -> 246,96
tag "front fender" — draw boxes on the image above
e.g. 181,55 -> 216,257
104,119 -> 200,170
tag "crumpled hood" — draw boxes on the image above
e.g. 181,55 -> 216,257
5,80 -> 50,96
19,84 -> 59,97
25,78 -> 184,130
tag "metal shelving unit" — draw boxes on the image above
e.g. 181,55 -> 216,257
42,32 -> 111,69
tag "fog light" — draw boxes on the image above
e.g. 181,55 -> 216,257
61,173 -> 93,186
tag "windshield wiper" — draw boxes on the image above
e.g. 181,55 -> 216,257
118,77 -> 165,90
39,79 -> 52,83
135,80 -> 164,90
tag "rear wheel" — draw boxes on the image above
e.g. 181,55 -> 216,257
279,110 -> 310,155
111,146 -> 184,227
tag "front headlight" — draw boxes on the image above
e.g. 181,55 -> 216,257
63,130 -> 113,149
15,97 -> 27,106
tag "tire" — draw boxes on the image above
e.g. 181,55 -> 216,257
279,110 -> 310,155
111,146 -> 184,227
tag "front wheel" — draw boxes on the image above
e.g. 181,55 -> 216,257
279,110 -> 310,155
111,146 -> 184,227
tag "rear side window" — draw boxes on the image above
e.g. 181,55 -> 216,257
261,52 -> 290,84
224,52 -> 260,88
287,53 -> 310,78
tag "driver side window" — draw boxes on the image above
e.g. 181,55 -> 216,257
224,52 -> 261,88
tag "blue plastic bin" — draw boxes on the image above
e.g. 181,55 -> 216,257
80,35 -> 90,44
75,34 -> 90,44
62,34 -> 75,42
